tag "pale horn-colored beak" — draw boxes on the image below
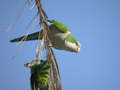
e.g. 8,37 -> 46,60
24,63 -> 30,67
76,48 -> 80,53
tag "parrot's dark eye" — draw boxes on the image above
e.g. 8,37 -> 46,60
47,20 -> 54,23
76,42 -> 80,47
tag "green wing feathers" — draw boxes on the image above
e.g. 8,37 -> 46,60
66,34 -> 78,43
51,20 -> 70,33
31,60 -> 51,88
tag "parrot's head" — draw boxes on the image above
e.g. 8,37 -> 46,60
46,20 -> 56,26
47,19 -> 55,23
65,40 -> 81,53
24,60 -> 43,68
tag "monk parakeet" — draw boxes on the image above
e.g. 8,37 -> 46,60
25,60 -> 51,90
10,20 -> 81,53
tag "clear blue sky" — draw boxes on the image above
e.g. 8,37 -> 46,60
0,0 -> 120,90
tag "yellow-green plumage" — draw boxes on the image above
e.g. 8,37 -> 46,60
51,20 -> 70,33
25,60 -> 51,90
10,20 -> 81,53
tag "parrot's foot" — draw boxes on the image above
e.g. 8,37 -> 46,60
48,43 -> 53,47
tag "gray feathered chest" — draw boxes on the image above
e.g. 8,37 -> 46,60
47,28 -> 79,52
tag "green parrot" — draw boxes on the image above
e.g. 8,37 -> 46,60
25,60 -> 51,90
10,20 -> 81,53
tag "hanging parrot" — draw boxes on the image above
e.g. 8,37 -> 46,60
10,20 -> 81,53
25,60 -> 51,90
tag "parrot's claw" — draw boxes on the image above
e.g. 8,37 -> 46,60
48,43 -> 53,47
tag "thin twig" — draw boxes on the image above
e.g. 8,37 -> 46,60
2,1 -> 27,32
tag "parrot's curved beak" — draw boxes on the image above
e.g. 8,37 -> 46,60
47,20 -> 53,23
24,63 -> 31,68
76,48 -> 80,53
